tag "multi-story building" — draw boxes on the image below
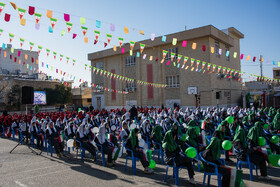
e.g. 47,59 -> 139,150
88,25 -> 244,109
0,44 -> 39,75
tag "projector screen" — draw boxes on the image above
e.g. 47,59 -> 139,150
33,91 -> 47,105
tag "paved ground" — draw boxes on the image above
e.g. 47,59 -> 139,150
0,137 -> 279,187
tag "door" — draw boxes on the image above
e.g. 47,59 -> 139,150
96,97 -> 101,110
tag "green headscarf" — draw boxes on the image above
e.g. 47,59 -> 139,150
162,130 -> 178,152
233,125 -> 247,147
206,131 -> 222,161
128,128 -> 137,149
247,122 -> 260,145
187,120 -> 196,128
271,114 -> 280,131
151,125 -> 163,142
216,121 -> 227,140
171,123 -> 182,135
186,127 -> 198,147
242,116 -> 249,127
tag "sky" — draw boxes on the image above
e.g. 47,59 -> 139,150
0,0 -> 279,87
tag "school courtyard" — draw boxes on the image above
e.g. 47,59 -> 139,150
0,137 -> 279,187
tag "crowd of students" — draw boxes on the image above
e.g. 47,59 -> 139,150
1,106 -> 280,186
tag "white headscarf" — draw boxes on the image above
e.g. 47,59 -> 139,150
141,119 -> 150,134
96,123 -> 106,144
47,122 -> 56,135
77,122 -> 86,138
29,122 -> 38,133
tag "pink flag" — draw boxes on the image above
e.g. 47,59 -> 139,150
73,33 -> 77,39
121,48 -> 125,53
110,24 -> 115,31
64,13 -> 70,22
182,41 -> 187,47
18,51 -> 21,57
240,54 -> 244,59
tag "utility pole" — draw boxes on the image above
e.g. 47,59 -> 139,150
260,55 -> 263,79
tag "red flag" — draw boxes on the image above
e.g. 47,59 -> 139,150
104,42 -> 108,47
202,45 -> 206,52
253,57 -> 256,62
28,6 -> 35,15
4,13 -> 10,22
73,33 -> 77,39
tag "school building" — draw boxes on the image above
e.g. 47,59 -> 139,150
88,25 -> 244,109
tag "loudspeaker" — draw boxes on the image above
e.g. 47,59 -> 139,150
216,92 -> 220,99
22,86 -> 34,104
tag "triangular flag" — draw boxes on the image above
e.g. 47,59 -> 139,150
66,57 -> 69,63
73,33 -> 77,39
130,41 -> 135,50
106,34 -> 112,44
104,42 -> 108,47
29,42 -> 34,51
118,37 -> 124,47
163,50 -> 168,59
60,54 -> 63,61
213,64 -> 216,72
183,56 -> 189,64
170,52 -> 175,61
190,58 -> 195,66
0,29 -> 3,36
140,43 -> 145,54
64,13 -> 70,22
9,33 -> 14,43
81,26 -> 88,36
19,38 -> 25,48
50,17 -> 58,29
18,8 -> 26,19
207,63 -> 211,71
34,13 -> 42,24
94,30 -> 100,41
38,45 -> 43,55
53,52 -> 57,60
202,61 -> 206,69
0,2 -> 6,15
46,49 -> 50,57
196,60 -> 200,68
66,22 -> 73,33
10,2 -> 17,10
177,54 -> 182,63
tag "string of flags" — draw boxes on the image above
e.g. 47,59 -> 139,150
0,0 -> 279,66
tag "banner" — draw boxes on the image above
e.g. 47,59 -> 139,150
66,22 -> 73,33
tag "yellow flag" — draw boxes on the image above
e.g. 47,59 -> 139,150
149,56 -> 153,61
84,37 -> 88,43
46,10 -> 52,18
20,18 -> 26,26
124,27 -> 129,34
25,54 -> 28,60
36,59 -> 38,64
4,51 -> 6,58
139,30 -> 144,35
211,47 -> 214,53
161,59 -> 165,63
19,59 -> 21,64
10,2 -> 17,10
192,43 -> 197,50
246,55 -> 250,61
113,45 -> 117,51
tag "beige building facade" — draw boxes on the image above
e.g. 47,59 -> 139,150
88,25 -> 244,109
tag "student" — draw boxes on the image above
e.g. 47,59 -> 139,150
233,123 -> 247,161
76,123 -> 96,160
95,123 -> 114,166
46,122 -> 64,158
120,121 -> 130,140
202,124 -> 230,187
64,122 -> 77,138
185,126 -> 205,152
125,128 -> 153,174
20,117 -> 29,144
247,122 -> 271,180
29,121 -> 43,148
162,125 -> 196,185
151,125 -> 163,149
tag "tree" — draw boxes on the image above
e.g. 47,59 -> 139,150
40,84 -> 72,105
7,84 -> 20,110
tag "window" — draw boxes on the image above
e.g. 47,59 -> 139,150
125,56 -> 136,66
165,47 -> 178,61
95,83 -> 104,93
125,81 -> 136,92
87,98 -> 92,102
215,41 -> 220,57
225,45 -> 230,61
96,62 -> 103,69
276,71 -> 280,76
166,75 -> 180,88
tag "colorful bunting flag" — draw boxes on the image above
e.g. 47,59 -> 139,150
0,2 -> 6,15
53,51 -> 57,60
106,34 -> 112,44
19,38 -> 24,48
139,30 -> 144,35
9,33 -> 14,43
64,13 -> 70,22
50,17 -> 58,29
177,54 -> 182,63
10,2 -> 17,10
170,52 -> 175,61
94,30 -> 100,42
46,49 -> 50,56
182,40 -> 187,47
212,64 -> 216,72
4,13 -> 10,22
218,66 -> 222,72
60,54 -> 63,61
202,61 -> 206,69
28,6 -> 35,15
118,37 -> 124,47
20,18 -> 26,26
192,43 -> 197,49
196,60 -> 200,68
130,41 -> 135,50
29,42 -> 34,51
140,43 -> 145,54
223,67 -> 226,74
190,58 -> 195,66
124,27 -> 129,34
66,22 -> 73,33
0,29 -> 3,36
38,45 -> 43,54
183,56 -> 189,64
66,57 -> 69,63
207,63 -> 211,71
18,8 -> 26,19
81,26 -> 88,36
34,13 -> 42,24
96,20 -> 101,28
172,38 -> 177,45
151,33 -> 155,41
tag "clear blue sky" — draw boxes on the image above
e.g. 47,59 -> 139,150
0,0 -> 279,86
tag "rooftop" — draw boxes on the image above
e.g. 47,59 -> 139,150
88,25 -> 244,61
